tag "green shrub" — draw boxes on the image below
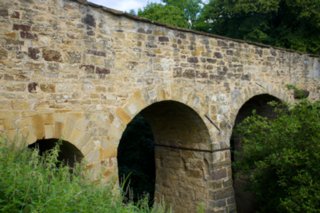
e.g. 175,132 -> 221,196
234,100 -> 320,213
0,137 -> 165,213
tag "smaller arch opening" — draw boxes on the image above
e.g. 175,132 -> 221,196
231,94 -> 280,162
231,94 -> 281,213
28,138 -> 84,168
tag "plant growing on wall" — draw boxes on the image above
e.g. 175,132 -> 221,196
286,84 -> 310,99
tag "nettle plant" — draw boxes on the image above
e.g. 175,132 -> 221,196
0,138 -> 166,213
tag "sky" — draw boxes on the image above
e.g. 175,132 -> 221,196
88,0 -> 162,12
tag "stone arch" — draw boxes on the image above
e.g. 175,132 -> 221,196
230,91 -> 285,213
114,87 -> 213,142
231,93 -> 282,160
28,138 -> 84,168
230,84 -> 291,128
117,98 -> 212,213
0,112 -> 91,163
228,84 -> 291,155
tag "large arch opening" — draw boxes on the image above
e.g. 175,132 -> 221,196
231,94 -> 281,213
117,115 -> 155,205
28,138 -> 84,168
117,100 -> 211,212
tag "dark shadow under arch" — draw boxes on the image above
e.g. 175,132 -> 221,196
28,138 -> 84,168
117,115 -> 155,205
231,94 -> 282,213
117,100 -> 211,212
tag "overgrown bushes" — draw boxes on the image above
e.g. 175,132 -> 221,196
234,100 -> 320,213
0,138 -> 164,213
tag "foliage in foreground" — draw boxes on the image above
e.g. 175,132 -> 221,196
0,138 -> 165,213
234,100 -> 320,213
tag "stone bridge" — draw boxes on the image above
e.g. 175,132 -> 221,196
0,0 -> 319,212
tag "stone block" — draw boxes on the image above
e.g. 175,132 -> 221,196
28,82 -> 38,93
6,84 -> 26,92
67,51 -> 81,64
159,36 -> 169,42
96,67 -> 110,75
187,57 -> 198,63
116,108 -> 131,125
210,187 -> 234,200
214,52 -> 223,58
209,199 -> 226,209
43,49 -> 62,62
13,24 -> 30,31
186,169 -> 203,178
82,14 -> 96,27
80,64 -> 95,73
20,31 -> 38,40
44,124 -> 54,138
0,47 -> 8,59
4,32 -> 16,39
40,84 -> 55,93
28,47 -> 40,60
0,9 -> 8,17
87,49 -> 106,57
11,11 -> 20,19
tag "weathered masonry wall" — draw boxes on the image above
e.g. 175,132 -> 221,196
0,0 -> 319,212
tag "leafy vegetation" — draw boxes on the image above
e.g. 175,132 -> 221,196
0,137 -> 164,213
138,3 -> 188,28
137,0 -> 320,54
200,0 -> 320,54
162,0 -> 203,29
234,100 -> 320,213
137,0 -> 203,29
286,84 -> 310,99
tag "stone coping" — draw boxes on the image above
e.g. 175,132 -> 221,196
70,0 -> 319,57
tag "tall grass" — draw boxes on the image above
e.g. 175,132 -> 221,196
0,137 -> 166,213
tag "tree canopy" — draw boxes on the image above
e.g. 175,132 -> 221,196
137,0 -> 320,54
162,0 -> 203,28
137,0 -> 203,29
199,0 -> 320,54
138,3 -> 188,28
